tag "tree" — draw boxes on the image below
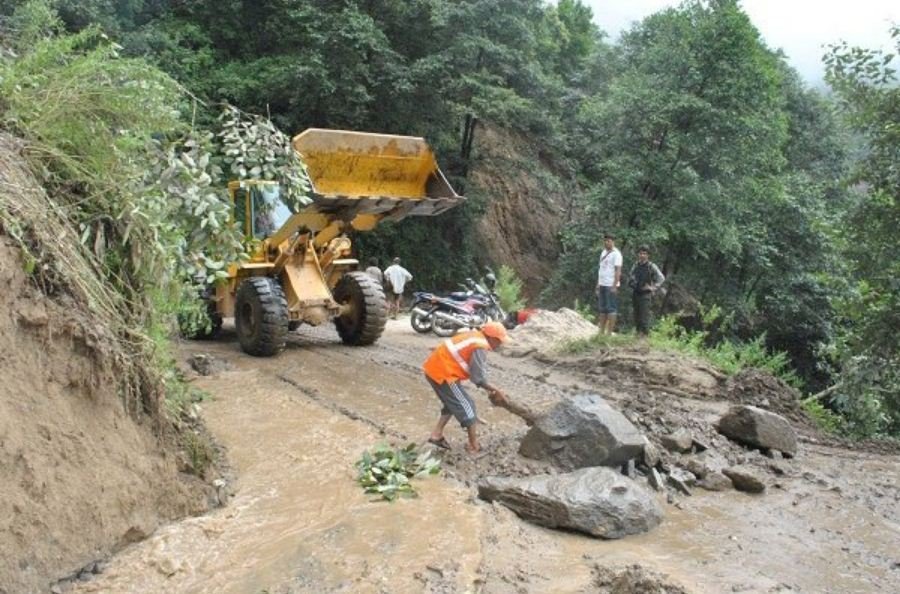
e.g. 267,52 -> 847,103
820,27 -> 900,436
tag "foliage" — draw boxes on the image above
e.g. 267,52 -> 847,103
2,0 -> 62,50
218,105 -> 311,209
801,399 -> 843,435
355,443 -> 441,502
648,309 -> 800,386
495,265 -> 526,311
571,297 -> 596,324
821,26 -> 900,437
0,14 -> 244,423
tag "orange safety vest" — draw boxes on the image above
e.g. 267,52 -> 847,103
423,330 -> 492,384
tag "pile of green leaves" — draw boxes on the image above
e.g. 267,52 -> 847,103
355,443 -> 441,502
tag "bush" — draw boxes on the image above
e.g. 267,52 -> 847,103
495,264 -> 526,312
649,313 -> 800,387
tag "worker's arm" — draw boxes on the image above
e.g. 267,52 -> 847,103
469,349 -> 498,390
469,349 -> 508,404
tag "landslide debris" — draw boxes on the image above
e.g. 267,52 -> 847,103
0,137 -> 216,593
505,308 -> 599,358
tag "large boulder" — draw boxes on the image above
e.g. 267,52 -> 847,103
518,394 -> 645,469
717,405 -> 797,457
478,467 -> 663,539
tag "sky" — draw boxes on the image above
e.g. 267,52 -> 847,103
582,0 -> 899,84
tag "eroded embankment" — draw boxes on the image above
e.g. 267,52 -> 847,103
0,140 -> 214,593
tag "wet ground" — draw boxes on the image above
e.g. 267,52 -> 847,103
70,318 -> 900,593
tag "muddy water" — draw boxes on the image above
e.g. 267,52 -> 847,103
72,360 -> 483,594
74,320 -> 900,593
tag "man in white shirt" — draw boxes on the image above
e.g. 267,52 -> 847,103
383,257 -> 413,319
594,233 -> 623,335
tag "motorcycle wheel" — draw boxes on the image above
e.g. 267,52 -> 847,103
410,309 -> 433,333
432,316 -> 459,337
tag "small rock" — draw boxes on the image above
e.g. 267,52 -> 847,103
660,429 -> 694,453
642,440 -> 660,469
622,459 -> 636,479
187,353 -> 231,376
723,466 -> 766,493
691,437 -> 710,452
667,470 -> 693,496
768,462 -> 787,476
681,450 -> 728,479
698,471 -> 733,492
155,556 -> 181,577
648,468 -> 665,492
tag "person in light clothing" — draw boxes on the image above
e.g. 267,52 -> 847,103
422,322 -> 510,453
595,233 -> 623,335
383,257 -> 412,319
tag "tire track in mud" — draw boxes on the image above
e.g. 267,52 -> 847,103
275,373 -> 410,442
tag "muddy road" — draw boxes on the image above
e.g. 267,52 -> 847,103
71,319 -> 900,593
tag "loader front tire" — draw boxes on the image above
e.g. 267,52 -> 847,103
333,272 -> 387,346
235,277 -> 289,357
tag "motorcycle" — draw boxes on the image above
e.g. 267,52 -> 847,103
411,271 -> 507,337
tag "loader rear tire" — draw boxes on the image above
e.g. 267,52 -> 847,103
333,272 -> 387,346
235,277 -> 289,356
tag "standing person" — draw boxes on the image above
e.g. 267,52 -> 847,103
628,245 -> 665,337
383,257 -> 413,319
364,257 -> 383,285
422,322 -> 510,453
594,233 -> 623,335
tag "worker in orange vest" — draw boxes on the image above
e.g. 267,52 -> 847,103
423,322 -> 510,453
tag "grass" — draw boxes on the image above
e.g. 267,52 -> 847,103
561,309 -> 801,387
560,331 -> 637,354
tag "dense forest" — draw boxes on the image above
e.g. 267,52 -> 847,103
0,0 -> 896,438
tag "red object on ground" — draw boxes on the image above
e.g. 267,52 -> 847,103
517,308 -> 539,325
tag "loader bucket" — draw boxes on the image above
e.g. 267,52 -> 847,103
292,129 -> 463,220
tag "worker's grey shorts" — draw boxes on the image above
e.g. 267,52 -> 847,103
426,376 -> 477,428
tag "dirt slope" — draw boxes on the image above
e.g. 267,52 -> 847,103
468,124 -> 571,298
67,321 -> 900,594
0,145 -> 214,594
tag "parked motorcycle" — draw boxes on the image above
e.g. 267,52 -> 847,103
411,271 -> 506,337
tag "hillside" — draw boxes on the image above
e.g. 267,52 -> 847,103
469,124 -> 570,298
0,138 -> 216,593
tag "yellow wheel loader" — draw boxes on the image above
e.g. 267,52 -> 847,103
201,129 -> 463,356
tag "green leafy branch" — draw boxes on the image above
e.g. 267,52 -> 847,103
355,443 -> 441,502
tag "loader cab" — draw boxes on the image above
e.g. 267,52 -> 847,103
229,180 -> 294,240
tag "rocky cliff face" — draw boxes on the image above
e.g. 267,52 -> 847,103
468,124 -> 572,299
